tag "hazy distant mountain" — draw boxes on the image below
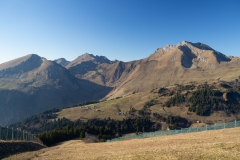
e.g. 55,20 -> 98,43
54,58 -> 70,67
0,54 -> 111,126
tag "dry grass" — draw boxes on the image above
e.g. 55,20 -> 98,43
5,127 -> 240,160
56,92 -> 154,121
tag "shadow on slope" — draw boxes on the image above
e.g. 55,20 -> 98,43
0,141 -> 45,159
0,81 -> 112,126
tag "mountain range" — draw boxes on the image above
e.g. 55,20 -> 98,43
1,40 -> 240,126
55,41 -> 240,99
0,54 -> 111,126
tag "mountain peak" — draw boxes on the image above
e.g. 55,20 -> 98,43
161,41 -> 214,52
149,41 -> 230,68
0,54 -> 42,70
0,54 -> 44,78
177,41 -> 213,51
77,53 -> 95,61
79,53 -> 110,62
66,53 -> 111,68
54,58 -> 70,67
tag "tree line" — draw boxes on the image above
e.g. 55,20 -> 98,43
36,117 -> 154,146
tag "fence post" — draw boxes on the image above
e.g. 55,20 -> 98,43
19,129 -> 21,140
235,120 -> 236,128
0,125 -> 1,140
12,127 -> 14,141
17,128 -> 19,140
224,123 -> 225,129
206,125 -> 207,131
214,123 -> 216,130
6,126 -> 8,140
197,126 -> 198,132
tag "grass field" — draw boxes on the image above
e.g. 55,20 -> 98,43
5,127 -> 240,160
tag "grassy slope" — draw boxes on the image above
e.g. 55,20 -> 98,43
57,91 -> 153,121
56,81 -> 240,126
5,127 -> 240,160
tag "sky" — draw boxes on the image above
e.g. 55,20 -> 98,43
0,0 -> 240,64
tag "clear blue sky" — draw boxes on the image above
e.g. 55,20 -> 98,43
0,0 -> 240,64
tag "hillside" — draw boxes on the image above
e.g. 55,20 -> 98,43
9,80 -> 240,145
0,54 -> 111,126
55,80 -> 240,124
0,141 -> 45,159
5,127 -> 240,160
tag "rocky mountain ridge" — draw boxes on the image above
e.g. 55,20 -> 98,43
64,41 -> 237,99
